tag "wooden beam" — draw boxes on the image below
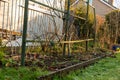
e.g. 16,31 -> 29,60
11,31 -> 21,36
0,0 -> 9,3
70,14 -> 86,20
19,5 -> 56,17
26,39 -> 94,44
60,39 -> 94,44
0,28 -> 21,36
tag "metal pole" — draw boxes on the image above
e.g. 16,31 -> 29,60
21,0 -> 29,66
30,0 -> 65,13
93,8 -> 96,48
63,0 -> 70,56
86,0 -> 89,20
85,0 -> 89,51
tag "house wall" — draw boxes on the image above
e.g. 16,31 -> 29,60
92,0 -> 114,17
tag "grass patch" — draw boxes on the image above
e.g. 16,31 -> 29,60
53,53 -> 120,80
0,67 -> 49,80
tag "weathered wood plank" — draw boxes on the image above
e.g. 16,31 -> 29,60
60,39 -> 94,44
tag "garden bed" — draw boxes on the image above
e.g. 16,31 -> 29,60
3,51 -> 106,71
0,48 -> 113,80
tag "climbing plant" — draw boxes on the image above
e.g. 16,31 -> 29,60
70,1 -> 94,39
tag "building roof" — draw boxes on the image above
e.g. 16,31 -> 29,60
100,0 -> 117,10
71,0 -> 117,9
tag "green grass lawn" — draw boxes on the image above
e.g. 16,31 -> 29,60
0,67 -> 48,80
54,53 -> 120,80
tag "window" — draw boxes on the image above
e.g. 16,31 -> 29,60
89,0 -> 93,5
104,0 -> 109,2
84,0 -> 93,5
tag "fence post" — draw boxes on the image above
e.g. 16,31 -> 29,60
86,0 -> 89,20
86,41 -> 88,51
85,0 -> 89,51
21,0 -> 29,66
63,0 -> 70,56
93,8 -> 96,48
